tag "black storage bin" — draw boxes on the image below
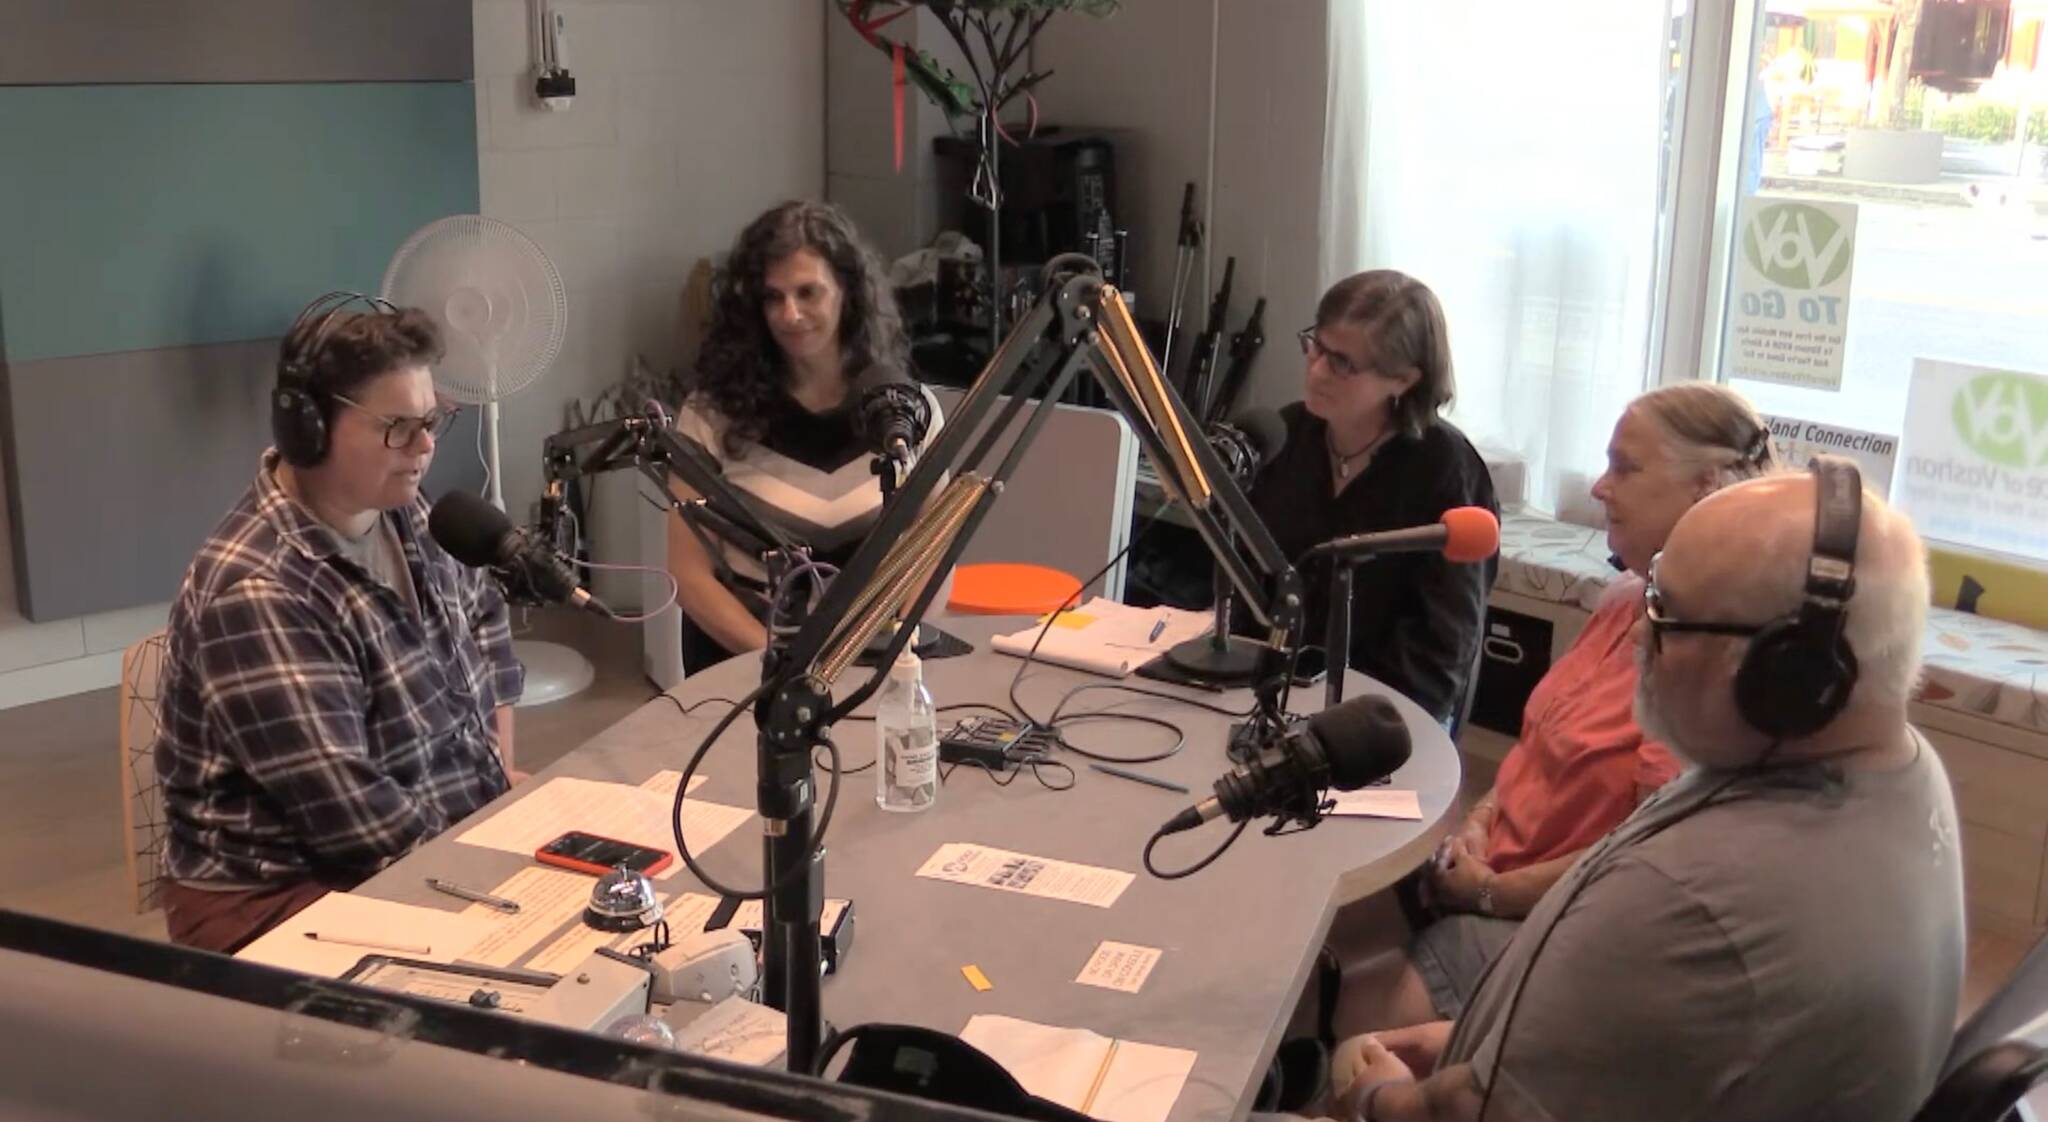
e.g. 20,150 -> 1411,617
1469,606 -> 1555,737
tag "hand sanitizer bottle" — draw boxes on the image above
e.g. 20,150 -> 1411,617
875,644 -> 938,813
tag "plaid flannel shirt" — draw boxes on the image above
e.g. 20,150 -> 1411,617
155,452 -> 525,886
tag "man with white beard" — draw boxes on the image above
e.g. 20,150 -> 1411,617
1324,458 -> 1964,1122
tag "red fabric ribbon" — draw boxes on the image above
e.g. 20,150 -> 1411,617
893,42 -> 906,173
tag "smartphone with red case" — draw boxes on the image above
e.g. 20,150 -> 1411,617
534,830 -> 673,876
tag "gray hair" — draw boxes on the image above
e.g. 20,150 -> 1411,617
1631,382 -> 1778,488
1840,494 -> 1929,710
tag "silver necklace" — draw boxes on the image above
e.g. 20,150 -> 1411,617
1327,427 -> 1392,479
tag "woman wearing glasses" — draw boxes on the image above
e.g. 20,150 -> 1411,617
1337,382 -> 1777,1047
152,297 -> 524,954
1247,270 -> 1498,728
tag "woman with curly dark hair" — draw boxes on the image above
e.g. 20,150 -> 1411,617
668,200 -> 943,672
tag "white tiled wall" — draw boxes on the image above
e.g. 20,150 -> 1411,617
0,1 -> 829,706
823,8 -> 966,262
471,0 -> 825,606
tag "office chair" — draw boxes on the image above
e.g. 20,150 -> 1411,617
1912,930 -> 2048,1122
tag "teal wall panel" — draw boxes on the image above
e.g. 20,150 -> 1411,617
0,82 -> 479,363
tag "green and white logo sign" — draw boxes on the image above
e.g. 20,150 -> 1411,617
1741,203 -> 1854,289
1900,359 -> 2048,563
1726,197 -> 1859,391
1951,371 -> 2048,470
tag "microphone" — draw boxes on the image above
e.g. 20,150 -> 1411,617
1159,694 -> 1412,836
429,491 -> 611,616
1306,506 -> 1500,564
1205,408 -> 1285,486
854,366 -> 932,463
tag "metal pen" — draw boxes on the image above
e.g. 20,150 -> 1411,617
1088,761 -> 1191,794
425,877 -> 522,914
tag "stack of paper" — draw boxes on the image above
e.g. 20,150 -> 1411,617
236,892 -> 496,978
991,598 -> 1211,678
960,1014 -> 1195,1122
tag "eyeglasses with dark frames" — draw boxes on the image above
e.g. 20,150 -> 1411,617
1296,326 -> 1375,379
331,393 -> 462,450
1643,551 -> 1769,655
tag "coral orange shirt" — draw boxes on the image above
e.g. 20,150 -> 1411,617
1485,577 -> 1681,874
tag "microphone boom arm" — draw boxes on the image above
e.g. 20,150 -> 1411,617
769,270 -> 1305,726
678,268 -> 1306,1075
539,412 -> 806,568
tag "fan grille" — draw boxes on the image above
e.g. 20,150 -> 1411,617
381,215 -> 567,404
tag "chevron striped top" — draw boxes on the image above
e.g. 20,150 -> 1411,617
674,380 -> 946,588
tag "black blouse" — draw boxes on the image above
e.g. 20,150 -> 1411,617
1245,403 -> 1499,724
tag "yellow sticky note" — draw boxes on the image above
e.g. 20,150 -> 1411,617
961,964 -> 993,992
1037,611 -> 1097,631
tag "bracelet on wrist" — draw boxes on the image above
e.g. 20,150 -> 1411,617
1358,1079 -> 1403,1122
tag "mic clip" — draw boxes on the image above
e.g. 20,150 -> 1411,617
1264,792 -> 1332,836
870,448 -> 913,501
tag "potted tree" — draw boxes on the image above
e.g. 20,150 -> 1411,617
836,1 -> 1121,341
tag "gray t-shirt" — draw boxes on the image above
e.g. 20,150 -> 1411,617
336,513 -> 420,617
1442,731 -> 1964,1122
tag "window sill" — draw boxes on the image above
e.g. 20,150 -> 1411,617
1495,508 -> 2048,741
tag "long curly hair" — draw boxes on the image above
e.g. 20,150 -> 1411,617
690,200 -> 908,456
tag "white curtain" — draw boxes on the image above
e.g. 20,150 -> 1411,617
1322,0 -> 1671,515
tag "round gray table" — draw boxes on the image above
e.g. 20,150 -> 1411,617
362,614 -> 1461,1121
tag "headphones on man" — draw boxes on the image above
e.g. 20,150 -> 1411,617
1730,454 -> 1863,739
273,291 -> 399,468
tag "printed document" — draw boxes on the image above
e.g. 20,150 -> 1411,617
916,843 -> 1133,908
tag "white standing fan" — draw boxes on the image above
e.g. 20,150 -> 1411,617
383,215 -> 592,705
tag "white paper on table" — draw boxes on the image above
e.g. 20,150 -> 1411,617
457,866 -> 606,967
1075,941 -> 1162,994
662,892 -> 724,935
1075,601 -> 1210,651
989,598 -> 1210,674
960,1014 -> 1194,1122
236,893 -> 494,978
672,996 -> 787,1067
989,599 -> 1210,679
524,890 -> 723,975
1324,789 -> 1423,821
915,843 -> 1133,908
723,898 -> 849,933
637,770 -> 707,798
454,775 -> 750,878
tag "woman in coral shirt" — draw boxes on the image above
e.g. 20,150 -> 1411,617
1374,383 -> 1779,1028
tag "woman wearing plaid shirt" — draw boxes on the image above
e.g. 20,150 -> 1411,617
153,297 -> 524,954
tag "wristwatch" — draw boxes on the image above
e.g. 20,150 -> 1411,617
1476,874 -> 1498,917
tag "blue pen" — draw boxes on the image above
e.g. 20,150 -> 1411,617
1147,617 -> 1168,643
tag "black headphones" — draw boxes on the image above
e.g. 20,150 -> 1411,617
273,290 -> 398,467
1731,454 -> 1863,739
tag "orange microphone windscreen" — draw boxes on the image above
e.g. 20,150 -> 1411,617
1441,506 -> 1500,564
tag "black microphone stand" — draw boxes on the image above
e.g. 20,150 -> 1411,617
1326,560 -> 1355,709
1163,570 -> 1266,682
745,263 -> 1306,1071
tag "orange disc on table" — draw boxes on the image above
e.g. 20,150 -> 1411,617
946,562 -> 1084,616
